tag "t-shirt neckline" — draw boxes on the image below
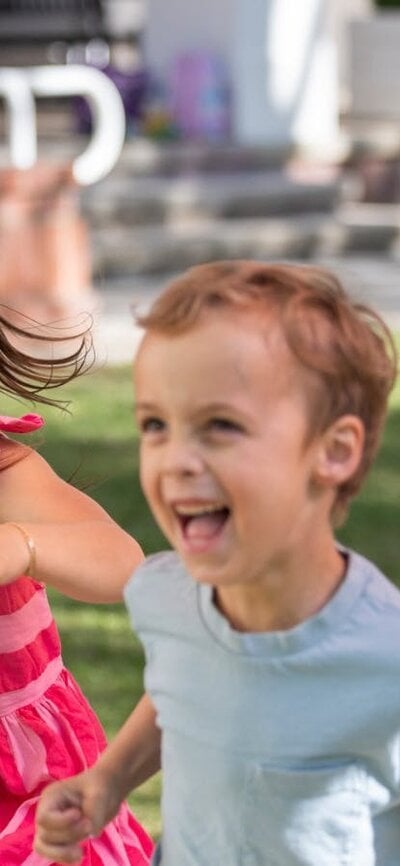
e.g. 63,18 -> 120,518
197,548 -> 369,658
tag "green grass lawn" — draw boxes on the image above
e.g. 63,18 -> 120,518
2,358 -> 400,841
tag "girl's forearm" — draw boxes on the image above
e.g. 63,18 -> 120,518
0,521 -> 143,602
95,693 -> 161,799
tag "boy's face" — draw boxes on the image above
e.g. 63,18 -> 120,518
134,310 -> 332,592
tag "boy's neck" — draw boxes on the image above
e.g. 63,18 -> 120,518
214,538 -> 347,634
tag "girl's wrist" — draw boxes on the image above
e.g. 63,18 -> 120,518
0,522 -> 36,581
7,523 -> 36,577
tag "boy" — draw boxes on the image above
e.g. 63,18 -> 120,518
35,261 -> 399,865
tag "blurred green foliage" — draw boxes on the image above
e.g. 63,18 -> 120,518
374,0 -> 400,8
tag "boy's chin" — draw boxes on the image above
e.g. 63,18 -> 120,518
178,551 -> 237,587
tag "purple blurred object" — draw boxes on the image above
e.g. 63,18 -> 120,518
74,65 -> 148,134
170,51 -> 230,141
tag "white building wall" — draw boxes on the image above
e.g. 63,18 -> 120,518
231,0 -> 339,150
144,0 -> 233,76
144,0 -> 370,153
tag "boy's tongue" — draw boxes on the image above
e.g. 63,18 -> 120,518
185,511 -> 226,540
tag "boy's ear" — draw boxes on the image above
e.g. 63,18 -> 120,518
311,415 -> 365,490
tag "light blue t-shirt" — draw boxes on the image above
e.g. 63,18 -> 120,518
124,549 -> 400,866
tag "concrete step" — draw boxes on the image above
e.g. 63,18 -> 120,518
82,169 -> 339,228
0,136 -> 293,174
116,139 -> 294,176
90,204 -> 400,277
90,214 -> 330,277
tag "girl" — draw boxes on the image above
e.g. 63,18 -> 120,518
0,310 -> 153,864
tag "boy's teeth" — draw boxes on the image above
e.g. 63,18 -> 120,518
184,508 -> 228,540
175,504 -> 224,515
174,503 -> 230,543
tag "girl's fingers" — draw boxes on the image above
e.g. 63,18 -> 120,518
37,806 -> 84,830
35,821 -> 91,846
37,787 -> 81,814
34,839 -> 84,865
35,803 -> 92,851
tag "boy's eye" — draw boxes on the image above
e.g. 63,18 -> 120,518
207,418 -> 243,434
138,417 -> 165,435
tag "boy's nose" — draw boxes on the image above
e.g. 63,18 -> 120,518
162,439 -> 204,476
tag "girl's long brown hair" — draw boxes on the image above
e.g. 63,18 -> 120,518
0,307 -> 94,408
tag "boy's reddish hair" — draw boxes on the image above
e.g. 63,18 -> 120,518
137,260 -> 398,521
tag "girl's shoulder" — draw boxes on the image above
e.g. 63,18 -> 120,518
0,435 -> 32,472
0,413 -> 44,472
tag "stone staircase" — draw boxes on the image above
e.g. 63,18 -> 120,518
77,138 -> 400,281
2,132 -> 400,282
81,140 -> 335,278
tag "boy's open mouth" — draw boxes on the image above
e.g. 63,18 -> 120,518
175,503 -> 230,542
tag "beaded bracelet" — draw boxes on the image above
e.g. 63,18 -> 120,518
8,523 -> 36,578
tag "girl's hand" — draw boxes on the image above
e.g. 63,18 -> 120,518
34,767 -> 122,864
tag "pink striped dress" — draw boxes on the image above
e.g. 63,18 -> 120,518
0,433 -> 153,865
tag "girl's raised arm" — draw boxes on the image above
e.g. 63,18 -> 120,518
0,449 -> 144,601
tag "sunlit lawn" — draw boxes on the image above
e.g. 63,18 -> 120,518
2,353 -> 400,842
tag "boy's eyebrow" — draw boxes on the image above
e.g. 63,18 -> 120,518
196,402 -> 243,414
135,402 -> 159,412
136,400 -> 246,415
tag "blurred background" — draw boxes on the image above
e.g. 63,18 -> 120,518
1,0 -> 400,840
2,0 -> 400,344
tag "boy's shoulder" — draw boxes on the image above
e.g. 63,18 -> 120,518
134,550 -> 185,582
124,551 -> 194,627
347,548 -> 400,644
351,548 -> 400,607
126,550 -> 185,592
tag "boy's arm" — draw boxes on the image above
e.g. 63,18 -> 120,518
0,450 -> 143,601
35,693 -> 161,864
96,689 -> 162,795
